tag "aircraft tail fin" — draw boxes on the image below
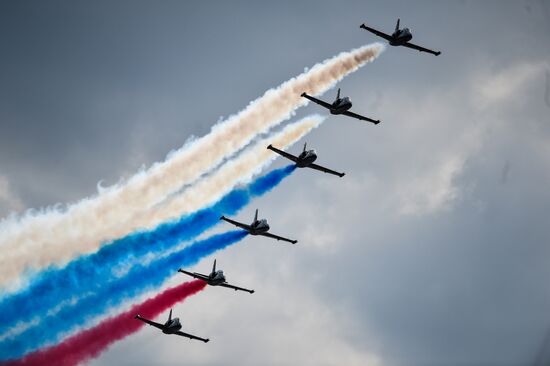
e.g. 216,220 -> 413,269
168,309 -> 172,322
395,18 -> 400,32
254,209 -> 258,222
336,88 -> 341,100
212,259 -> 217,274
303,142 -> 307,152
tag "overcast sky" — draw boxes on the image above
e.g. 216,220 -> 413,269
1,1 -> 550,365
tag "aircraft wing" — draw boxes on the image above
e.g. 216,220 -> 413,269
219,282 -> 255,294
267,145 -> 298,163
260,232 -> 297,244
359,24 -> 393,41
220,216 -> 251,231
308,163 -> 345,178
402,41 -> 441,56
174,330 -> 210,343
342,110 -> 380,124
134,315 -> 165,331
178,269 -> 209,281
301,93 -> 334,110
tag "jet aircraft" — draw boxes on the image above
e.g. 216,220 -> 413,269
178,259 -> 255,294
301,88 -> 380,124
267,143 -> 345,178
360,18 -> 441,56
134,309 -> 209,343
220,209 -> 297,244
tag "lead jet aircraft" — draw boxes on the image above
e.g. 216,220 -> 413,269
178,259 -> 255,294
267,142 -> 345,178
134,309 -> 209,343
301,88 -> 380,124
220,209 -> 297,244
360,19 -> 441,56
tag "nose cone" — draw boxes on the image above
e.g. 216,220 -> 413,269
310,151 -> 318,162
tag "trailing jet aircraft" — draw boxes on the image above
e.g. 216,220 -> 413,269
267,142 -> 344,178
220,209 -> 297,244
134,309 -> 209,343
360,18 -> 441,56
301,88 -> 380,124
178,259 -> 254,294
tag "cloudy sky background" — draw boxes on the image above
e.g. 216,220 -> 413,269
1,1 -> 550,365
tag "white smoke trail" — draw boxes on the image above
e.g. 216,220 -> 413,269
0,43 -> 384,288
1,115 -> 325,292
131,115 -> 325,230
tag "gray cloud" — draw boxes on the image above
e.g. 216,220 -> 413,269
1,1 -> 550,365
545,69 -> 550,108
0,176 -> 23,217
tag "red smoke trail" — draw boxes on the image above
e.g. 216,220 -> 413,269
5,280 -> 206,366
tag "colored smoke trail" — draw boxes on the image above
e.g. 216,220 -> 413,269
0,115 -> 321,294
0,165 -> 295,355
119,115 -> 324,234
3,280 -> 207,366
0,43 -> 384,289
0,114 -> 315,335
0,230 -> 246,359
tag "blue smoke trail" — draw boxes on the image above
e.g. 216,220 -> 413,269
0,165 -> 296,338
0,229 -> 248,359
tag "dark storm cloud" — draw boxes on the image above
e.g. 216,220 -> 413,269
501,160 -> 511,184
545,69 -> 550,108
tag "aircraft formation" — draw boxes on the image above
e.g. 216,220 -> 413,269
134,18 -> 440,344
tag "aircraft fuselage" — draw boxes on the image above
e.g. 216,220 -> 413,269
207,270 -> 226,286
249,219 -> 270,235
295,150 -> 317,167
330,97 -> 352,114
162,318 -> 182,334
389,28 -> 413,46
